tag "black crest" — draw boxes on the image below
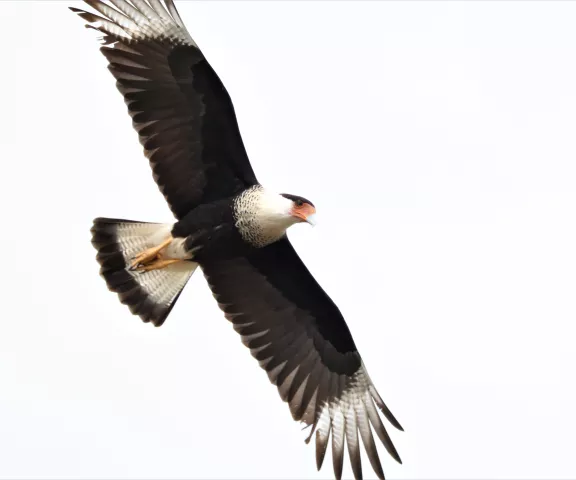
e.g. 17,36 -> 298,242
280,193 -> 315,207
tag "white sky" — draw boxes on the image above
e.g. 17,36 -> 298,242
2,0 -> 576,478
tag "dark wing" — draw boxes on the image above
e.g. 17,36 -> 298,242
202,238 -> 403,480
71,0 -> 258,219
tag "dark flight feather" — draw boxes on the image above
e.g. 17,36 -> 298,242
71,0 -> 258,220
203,238 -> 403,479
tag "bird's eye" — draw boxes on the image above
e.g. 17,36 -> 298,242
295,199 -> 304,207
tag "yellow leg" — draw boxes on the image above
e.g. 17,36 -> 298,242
129,236 -> 173,271
133,258 -> 181,273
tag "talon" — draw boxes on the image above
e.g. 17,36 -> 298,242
128,237 -> 173,271
129,261 -> 142,271
133,258 -> 181,273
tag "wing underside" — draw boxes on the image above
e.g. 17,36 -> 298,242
72,0 -> 258,219
202,238 -> 403,480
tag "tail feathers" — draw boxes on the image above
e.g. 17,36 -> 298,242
91,217 -> 197,326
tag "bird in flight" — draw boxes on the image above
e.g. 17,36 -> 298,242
71,1 -> 403,478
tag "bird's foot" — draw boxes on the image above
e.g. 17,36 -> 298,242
129,237 -> 173,271
132,258 -> 181,273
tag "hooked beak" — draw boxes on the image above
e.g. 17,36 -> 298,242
306,213 -> 317,227
292,204 -> 317,226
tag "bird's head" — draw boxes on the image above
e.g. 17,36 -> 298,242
236,187 -> 317,246
280,193 -> 317,226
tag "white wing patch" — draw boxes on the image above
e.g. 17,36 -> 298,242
314,363 -> 401,479
74,0 -> 197,47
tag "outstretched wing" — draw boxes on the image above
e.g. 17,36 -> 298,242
202,238 -> 403,480
71,0 -> 258,219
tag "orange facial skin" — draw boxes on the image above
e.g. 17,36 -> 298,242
291,202 -> 316,223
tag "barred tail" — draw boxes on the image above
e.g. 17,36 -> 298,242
90,217 -> 197,326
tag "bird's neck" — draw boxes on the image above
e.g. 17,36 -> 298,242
233,186 -> 294,248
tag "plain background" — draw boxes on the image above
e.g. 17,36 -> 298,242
2,1 -> 576,478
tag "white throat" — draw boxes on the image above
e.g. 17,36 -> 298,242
234,186 -> 298,247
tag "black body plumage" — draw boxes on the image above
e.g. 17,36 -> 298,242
73,1 -> 403,479
172,197 -> 252,262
